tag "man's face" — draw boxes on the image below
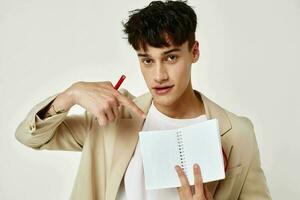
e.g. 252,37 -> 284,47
136,40 -> 199,107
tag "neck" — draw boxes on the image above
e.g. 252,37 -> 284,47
153,81 -> 205,119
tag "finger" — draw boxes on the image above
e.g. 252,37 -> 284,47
175,165 -> 193,199
204,185 -> 213,200
97,112 -> 108,126
117,95 -> 146,119
105,108 -> 115,123
109,95 -> 121,120
112,105 -> 119,119
194,163 -> 205,197
111,98 -> 120,119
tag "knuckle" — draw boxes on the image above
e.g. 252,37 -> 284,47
96,107 -> 105,115
177,187 -> 184,192
181,186 -> 189,193
107,113 -> 113,120
103,81 -> 113,87
102,102 -> 110,110
100,118 -> 107,125
97,119 -> 104,126
114,90 -> 121,97
121,97 -> 129,105
110,117 -> 116,122
107,97 -> 117,106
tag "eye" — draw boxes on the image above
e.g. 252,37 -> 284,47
142,58 -> 153,65
166,55 -> 178,62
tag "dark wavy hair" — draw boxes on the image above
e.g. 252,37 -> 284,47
122,0 -> 197,52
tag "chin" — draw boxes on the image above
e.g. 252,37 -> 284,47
152,94 -> 177,107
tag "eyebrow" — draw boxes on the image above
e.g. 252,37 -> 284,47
137,48 -> 181,57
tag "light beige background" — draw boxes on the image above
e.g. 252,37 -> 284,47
0,0 -> 299,199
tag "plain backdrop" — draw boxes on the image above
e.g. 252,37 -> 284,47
0,0 -> 299,199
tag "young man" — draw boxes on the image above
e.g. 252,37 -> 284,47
15,0 -> 271,199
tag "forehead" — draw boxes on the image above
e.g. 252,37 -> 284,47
136,41 -> 188,57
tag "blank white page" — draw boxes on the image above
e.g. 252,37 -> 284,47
139,119 -> 225,190
181,119 -> 225,184
139,130 -> 181,190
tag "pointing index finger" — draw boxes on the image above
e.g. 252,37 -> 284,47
117,94 -> 146,119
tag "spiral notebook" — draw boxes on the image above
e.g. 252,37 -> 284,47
139,118 -> 225,190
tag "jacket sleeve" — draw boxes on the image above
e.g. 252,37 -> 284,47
238,119 -> 272,199
14,87 -> 135,152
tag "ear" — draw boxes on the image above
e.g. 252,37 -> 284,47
191,41 -> 200,63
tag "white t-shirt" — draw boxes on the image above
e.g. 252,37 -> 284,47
116,101 -> 207,200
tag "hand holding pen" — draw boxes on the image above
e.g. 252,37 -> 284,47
61,75 -> 146,126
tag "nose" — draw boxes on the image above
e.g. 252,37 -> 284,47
154,63 -> 169,83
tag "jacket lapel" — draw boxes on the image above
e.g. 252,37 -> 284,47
194,90 -> 233,195
106,90 -> 233,199
106,93 -> 152,200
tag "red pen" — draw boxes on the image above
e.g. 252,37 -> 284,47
114,75 -> 126,90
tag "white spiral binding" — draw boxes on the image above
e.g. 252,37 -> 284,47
176,130 -> 188,176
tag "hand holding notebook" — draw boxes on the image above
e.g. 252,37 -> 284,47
139,119 -> 225,190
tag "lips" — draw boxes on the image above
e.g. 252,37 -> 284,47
153,85 -> 174,89
153,85 -> 174,95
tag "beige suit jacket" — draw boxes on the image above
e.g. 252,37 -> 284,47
15,88 -> 272,200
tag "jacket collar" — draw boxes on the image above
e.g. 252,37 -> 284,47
106,89 -> 232,199
126,89 -> 232,136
